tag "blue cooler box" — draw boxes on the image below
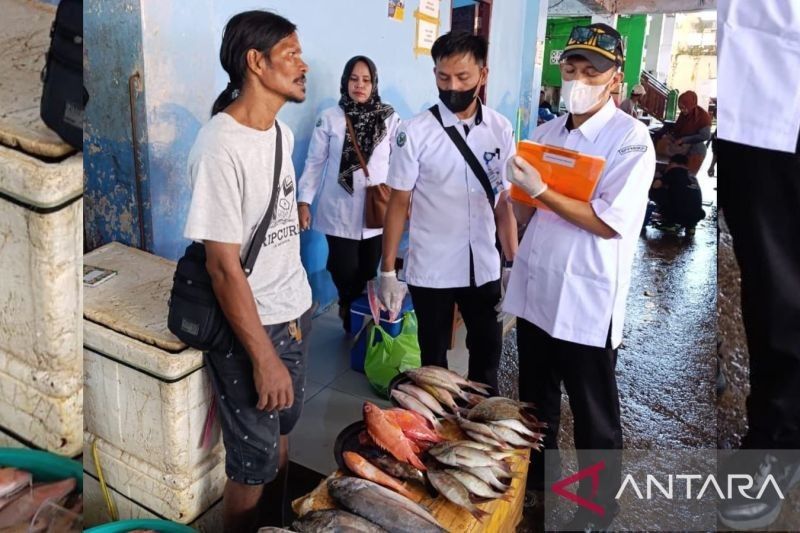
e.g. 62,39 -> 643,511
349,294 -> 414,373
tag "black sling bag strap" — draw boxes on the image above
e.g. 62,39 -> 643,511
167,122 -> 283,352
429,105 -> 495,209
242,121 -> 282,274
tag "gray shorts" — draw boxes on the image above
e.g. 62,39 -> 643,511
205,306 -> 312,485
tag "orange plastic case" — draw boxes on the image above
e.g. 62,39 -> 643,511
510,141 -> 606,209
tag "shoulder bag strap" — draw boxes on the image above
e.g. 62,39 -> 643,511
429,105 -> 494,208
241,121 -> 283,276
345,115 -> 370,179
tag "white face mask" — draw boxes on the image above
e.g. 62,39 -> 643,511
561,78 -> 612,115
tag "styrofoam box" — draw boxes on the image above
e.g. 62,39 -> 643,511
0,144 -> 83,455
84,465 -> 224,532
83,243 -> 225,522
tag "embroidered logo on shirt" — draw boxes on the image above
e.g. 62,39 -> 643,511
315,118 -> 323,127
618,145 -> 647,155
396,131 -> 407,147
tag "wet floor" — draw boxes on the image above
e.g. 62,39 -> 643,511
501,168 -> 720,530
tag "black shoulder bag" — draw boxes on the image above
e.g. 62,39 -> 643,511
40,0 -> 84,150
167,122 -> 283,352
429,105 -> 495,209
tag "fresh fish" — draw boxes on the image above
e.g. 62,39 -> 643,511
470,466 -> 512,491
430,440 -> 523,456
445,469 -> 512,501
360,449 -> 426,484
0,478 -> 76,528
416,366 -> 492,395
467,397 -> 542,427
343,451 -> 415,499
463,392 -> 487,406
458,418 -> 504,441
491,418 -> 545,439
397,383 -> 448,417
389,390 -> 442,432
328,476 -> 445,533
486,450 -> 522,461
0,468 -> 31,500
418,384 -> 460,415
433,447 -> 507,470
489,423 -> 542,448
465,430 -> 508,449
384,409 -> 444,443
292,509 -> 388,532
404,369 -> 471,401
364,402 -> 426,471
426,470 -> 489,521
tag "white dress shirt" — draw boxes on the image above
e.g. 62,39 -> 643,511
297,107 -> 401,239
387,100 -> 515,288
503,99 -> 656,348
718,0 -> 800,153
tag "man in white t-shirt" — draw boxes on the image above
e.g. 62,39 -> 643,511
183,11 -> 311,531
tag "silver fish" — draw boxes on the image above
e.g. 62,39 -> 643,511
390,389 -> 442,430
434,447 -> 507,470
427,470 -> 489,521
470,466 -> 512,491
397,383 -> 448,417
491,418 -> 545,439
327,476 -> 445,533
445,469 -> 512,501
291,509 -> 388,532
418,366 -> 491,395
466,430 -> 508,449
404,369 -> 471,401
488,423 -> 539,448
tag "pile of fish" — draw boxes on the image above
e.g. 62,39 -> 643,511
291,366 -> 547,531
0,466 -> 82,532
389,367 -> 546,520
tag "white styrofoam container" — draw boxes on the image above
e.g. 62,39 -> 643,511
0,144 -> 83,455
83,243 -> 225,522
84,473 -> 223,532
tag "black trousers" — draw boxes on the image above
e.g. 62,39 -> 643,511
408,280 -> 502,391
517,319 -> 622,504
718,139 -> 800,449
325,234 -> 382,310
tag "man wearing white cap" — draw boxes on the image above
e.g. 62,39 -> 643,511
620,83 -> 646,118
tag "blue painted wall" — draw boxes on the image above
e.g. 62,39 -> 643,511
84,0 -> 548,308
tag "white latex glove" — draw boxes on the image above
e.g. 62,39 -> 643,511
495,267 -> 512,322
507,156 -> 548,198
378,270 -> 407,321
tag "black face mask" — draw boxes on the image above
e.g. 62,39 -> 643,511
438,84 -> 478,113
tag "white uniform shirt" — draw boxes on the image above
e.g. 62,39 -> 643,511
387,101 -> 515,288
503,99 -> 655,348
718,0 -> 800,153
297,107 -> 401,240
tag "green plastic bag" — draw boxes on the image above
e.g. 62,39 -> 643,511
364,311 -> 421,398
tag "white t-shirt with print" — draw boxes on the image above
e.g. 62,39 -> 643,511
184,113 -> 312,326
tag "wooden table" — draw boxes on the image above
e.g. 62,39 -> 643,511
292,423 -> 531,532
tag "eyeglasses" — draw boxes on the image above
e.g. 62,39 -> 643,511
567,26 -> 623,57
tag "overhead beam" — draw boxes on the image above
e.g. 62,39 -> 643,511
548,0 -> 716,16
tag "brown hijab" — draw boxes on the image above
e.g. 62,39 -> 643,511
672,91 -> 712,137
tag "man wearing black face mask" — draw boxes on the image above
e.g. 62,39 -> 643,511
378,31 -> 518,391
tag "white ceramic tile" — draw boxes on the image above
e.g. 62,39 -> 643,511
306,308 -> 354,385
328,370 -> 393,407
289,388 -> 366,475
303,379 -> 326,403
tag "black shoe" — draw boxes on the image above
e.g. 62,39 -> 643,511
717,452 -> 800,530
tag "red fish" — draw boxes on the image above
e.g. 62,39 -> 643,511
343,451 -> 416,499
385,409 -> 445,443
0,478 -> 76,528
0,468 -> 31,501
364,402 -> 426,471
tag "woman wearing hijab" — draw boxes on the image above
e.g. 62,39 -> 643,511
297,56 -> 400,331
658,91 -> 713,175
